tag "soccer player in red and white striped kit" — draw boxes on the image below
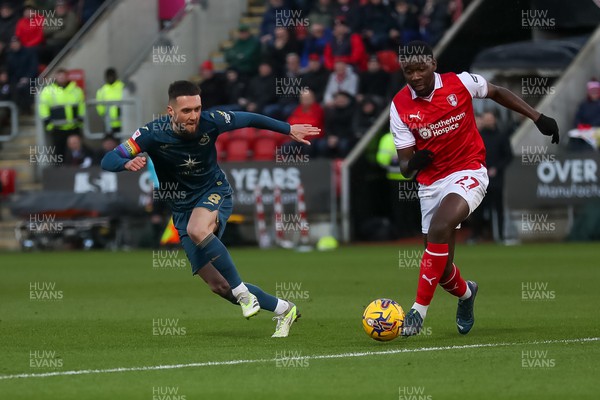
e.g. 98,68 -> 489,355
391,41 -> 559,336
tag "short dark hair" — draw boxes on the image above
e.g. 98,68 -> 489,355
105,68 -> 117,80
403,40 -> 434,57
168,80 -> 200,102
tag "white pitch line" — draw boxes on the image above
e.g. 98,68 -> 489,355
1,337 -> 597,381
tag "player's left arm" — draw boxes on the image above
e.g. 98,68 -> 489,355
458,72 -> 559,144
486,82 -> 559,144
212,110 -> 320,145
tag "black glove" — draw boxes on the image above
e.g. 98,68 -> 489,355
534,114 -> 559,144
407,149 -> 434,171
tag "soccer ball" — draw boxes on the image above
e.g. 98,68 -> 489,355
362,299 -> 405,341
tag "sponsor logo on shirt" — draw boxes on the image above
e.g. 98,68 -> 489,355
132,130 -> 141,140
416,112 -> 465,140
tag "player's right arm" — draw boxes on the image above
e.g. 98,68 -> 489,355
101,126 -> 152,172
390,102 -> 433,178
398,146 -> 416,177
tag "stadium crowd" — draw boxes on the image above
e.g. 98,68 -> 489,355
0,0 -> 105,116
208,0 -> 465,159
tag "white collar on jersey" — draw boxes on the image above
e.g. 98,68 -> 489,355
408,72 -> 442,102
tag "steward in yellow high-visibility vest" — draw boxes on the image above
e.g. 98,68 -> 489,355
96,68 -> 124,133
38,68 -> 85,160
376,132 -> 410,181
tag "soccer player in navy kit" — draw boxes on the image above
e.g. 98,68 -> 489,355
102,81 -> 320,337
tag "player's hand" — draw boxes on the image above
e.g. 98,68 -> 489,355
407,150 -> 434,171
289,124 -> 321,145
124,156 -> 146,172
534,114 -> 559,144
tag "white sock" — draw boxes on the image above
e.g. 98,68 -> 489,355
459,286 -> 472,301
273,299 -> 289,315
412,302 -> 428,319
231,283 -> 249,300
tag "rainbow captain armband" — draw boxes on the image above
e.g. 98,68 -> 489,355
116,136 -> 142,158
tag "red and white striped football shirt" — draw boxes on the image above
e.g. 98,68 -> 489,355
390,72 -> 488,186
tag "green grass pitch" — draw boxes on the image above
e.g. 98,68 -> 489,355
0,243 -> 598,399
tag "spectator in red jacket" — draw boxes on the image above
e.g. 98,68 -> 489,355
323,17 -> 367,71
288,89 -> 325,139
15,5 -> 44,48
285,89 -> 325,156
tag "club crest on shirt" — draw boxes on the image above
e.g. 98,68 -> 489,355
199,133 -> 210,145
447,94 -> 458,107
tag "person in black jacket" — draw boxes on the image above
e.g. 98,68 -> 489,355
357,56 -> 389,104
470,111 -> 513,242
220,67 -> 246,112
0,2 -> 18,45
353,95 -> 381,136
261,27 -> 300,76
359,0 -> 395,52
198,60 -> 229,111
300,53 -> 329,102
239,61 -> 278,113
63,133 -> 94,168
334,0 -> 361,32
317,91 -> 356,157
6,35 -> 37,114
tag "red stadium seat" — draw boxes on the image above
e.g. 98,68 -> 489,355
215,139 -> 226,162
228,127 -> 256,141
0,169 -> 16,196
225,138 -> 250,162
216,132 -> 230,148
256,129 -> 287,146
220,128 -> 256,151
252,136 -> 279,161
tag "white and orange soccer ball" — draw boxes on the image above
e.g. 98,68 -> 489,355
362,299 -> 405,341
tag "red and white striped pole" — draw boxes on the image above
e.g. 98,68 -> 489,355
273,186 -> 286,246
254,186 -> 270,248
296,183 -> 310,247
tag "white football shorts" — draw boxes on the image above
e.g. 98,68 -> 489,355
418,165 -> 489,234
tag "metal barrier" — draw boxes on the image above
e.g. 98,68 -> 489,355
83,99 -> 142,139
0,101 -> 19,142
33,97 -> 141,175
